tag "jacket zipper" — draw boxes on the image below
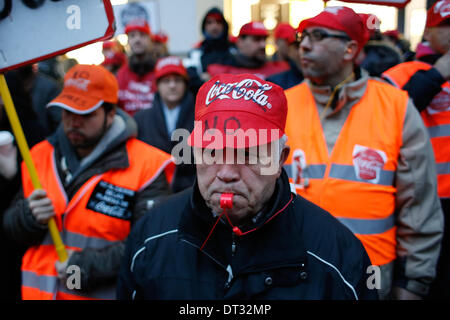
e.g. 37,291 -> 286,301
231,232 -> 237,257
181,238 -> 235,290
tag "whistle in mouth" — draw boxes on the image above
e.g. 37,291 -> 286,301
220,193 -> 234,210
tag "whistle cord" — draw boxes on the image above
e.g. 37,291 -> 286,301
199,194 -> 294,251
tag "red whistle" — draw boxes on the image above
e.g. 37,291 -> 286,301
220,193 -> 234,210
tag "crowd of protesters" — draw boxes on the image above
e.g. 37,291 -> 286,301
0,0 -> 449,300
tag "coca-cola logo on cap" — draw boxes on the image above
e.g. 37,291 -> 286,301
352,145 -> 387,183
205,79 -> 273,111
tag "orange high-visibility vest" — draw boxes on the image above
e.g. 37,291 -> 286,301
21,138 -> 174,300
383,61 -> 450,198
284,80 -> 409,266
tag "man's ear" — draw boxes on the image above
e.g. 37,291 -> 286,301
277,146 -> 290,177
343,40 -> 360,61
423,28 -> 430,42
106,106 -> 116,126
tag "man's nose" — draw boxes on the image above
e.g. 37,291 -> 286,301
299,36 -> 312,52
66,114 -> 83,127
216,164 -> 240,183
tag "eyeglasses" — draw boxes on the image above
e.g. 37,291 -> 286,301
297,29 -> 351,44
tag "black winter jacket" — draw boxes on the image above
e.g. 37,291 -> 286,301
266,59 -> 304,90
117,170 -> 378,300
134,92 -> 196,193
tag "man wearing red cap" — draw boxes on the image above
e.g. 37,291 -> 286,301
267,23 -> 304,90
184,7 -> 235,94
117,73 -> 378,300
272,23 -> 297,63
151,31 -> 169,58
284,6 -> 443,300
383,0 -> 450,299
116,19 -> 160,116
3,64 -> 175,300
207,21 -> 289,80
134,56 -> 196,193
102,40 -> 127,75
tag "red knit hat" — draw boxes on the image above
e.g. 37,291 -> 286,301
188,73 -> 287,149
239,21 -> 269,37
297,6 -> 369,52
426,0 -> 450,28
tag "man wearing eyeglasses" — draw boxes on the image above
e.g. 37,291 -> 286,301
284,6 -> 443,300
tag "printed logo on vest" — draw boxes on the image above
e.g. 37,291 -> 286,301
352,145 -> 387,184
86,180 -> 135,220
292,149 -> 307,185
427,87 -> 450,114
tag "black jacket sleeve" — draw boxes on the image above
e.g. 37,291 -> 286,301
402,68 -> 446,112
2,188 -> 49,247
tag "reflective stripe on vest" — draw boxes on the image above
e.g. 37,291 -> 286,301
436,162 -> 450,175
284,163 -> 395,185
329,164 -> 395,186
428,124 -> 450,138
21,138 -> 174,300
41,231 -> 118,249
337,213 -> 395,235
384,61 -> 450,198
22,271 -> 58,297
284,80 -> 407,266
283,164 -> 326,179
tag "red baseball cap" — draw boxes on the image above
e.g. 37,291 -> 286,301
188,74 -> 287,149
274,23 -> 296,43
426,0 -> 450,28
239,21 -> 269,37
152,32 -> 169,43
125,19 -> 151,35
47,64 -> 118,114
154,56 -> 188,82
297,6 -> 369,52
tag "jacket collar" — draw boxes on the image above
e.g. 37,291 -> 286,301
48,109 -> 136,189
178,170 -> 307,273
152,92 -> 195,142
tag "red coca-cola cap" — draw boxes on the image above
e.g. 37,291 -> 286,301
188,74 -> 287,149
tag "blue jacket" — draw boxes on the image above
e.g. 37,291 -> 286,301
266,59 -> 304,90
117,170 -> 378,300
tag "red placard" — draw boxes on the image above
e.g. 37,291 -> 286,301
326,0 -> 411,8
0,0 -> 115,73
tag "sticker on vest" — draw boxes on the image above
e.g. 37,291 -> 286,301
352,145 -> 387,184
292,149 -> 309,188
427,86 -> 450,115
86,180 -> 135,220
